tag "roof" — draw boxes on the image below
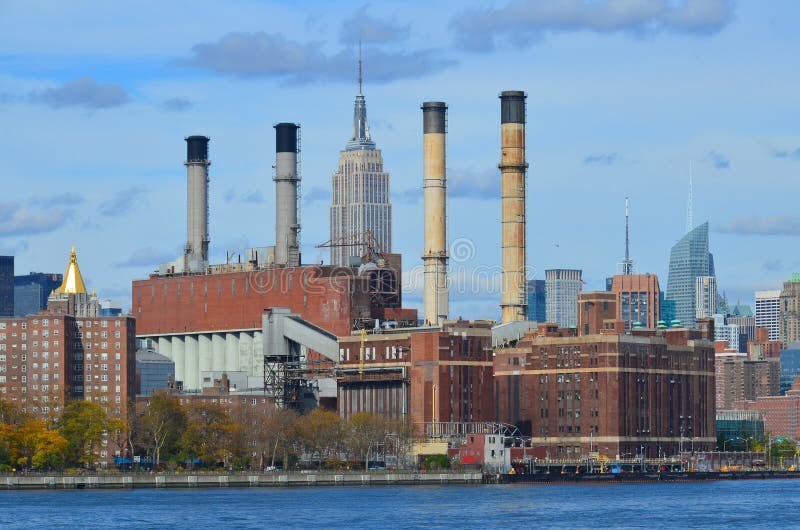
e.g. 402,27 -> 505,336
56,246 -> 87,294
136,350 -> 174,364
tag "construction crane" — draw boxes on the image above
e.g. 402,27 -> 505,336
316,229 -> 387,266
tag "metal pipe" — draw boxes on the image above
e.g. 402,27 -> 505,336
421,101 -> 448,326
499,91 -> 528,323
185,135 -> 210,273
274,123 -> 300,267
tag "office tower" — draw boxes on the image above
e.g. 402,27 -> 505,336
611,273 -> 661,330
526,279 -> 546,323
714,313 -> 740,352
756,290 -> 782,342
666,222 -> 714,328
0,256 -> 13,317
728,315 -> 755,353
14,272 -> 62,316
695,275 -> 717,320
780,273 -> 800,344
329,56 -> 391,266
545,269 -> 582,328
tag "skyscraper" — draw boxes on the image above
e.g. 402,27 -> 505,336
545,269 -> 582,328
526,279 -> 546,322
780,273 -> 800,344
695,275 -> 717,320
329,56 -> 391,266
14,272 -> 62,316
666,222 -> 714,328
755,290 -> 781,342
0,256 -> 12,317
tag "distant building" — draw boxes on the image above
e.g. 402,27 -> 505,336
695,276 -> 717,320
494,300 -> 717,459
715,351 -> 780,409
526,280 -> 546,322
660,293 -> 676,324
666,222 -> 714,328
755,290 -> 782,343
136,350 -> 175,397
714,314 -> 740,353
13,272 -> 62,317
749,327 -> 782,359
610,273 -> 660,330
780,344 -> 800,395
47,247 -> 100,317
329,60 -> 391,266
0,256 -> 13,317
780,274 -> 800,344
728,315 -> 755,353
545,269 -> 582,328
737,376 -> 800,441
716,410 -> 765,443
578,291 -> 621,336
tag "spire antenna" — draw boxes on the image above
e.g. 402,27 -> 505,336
358,41 -> 363,96
687,160 -> 693,233
625,196 -> 630,266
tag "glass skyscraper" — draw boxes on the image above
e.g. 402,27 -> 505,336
666,222 -> 714,328
526,279 -> 546,323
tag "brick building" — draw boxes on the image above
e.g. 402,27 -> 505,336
132,256 -> 414,391
714,351 -> 780,409
749,327 -> 783,359
336,320 -> 494,427
610,273 -> 661,330
493,297 -> 716,460
737,376 -> 800,440
0,248 -> 137,464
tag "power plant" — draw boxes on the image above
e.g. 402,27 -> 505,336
274,123 -> 301,267
421,102 -> 449,326
499,91 -> 528,323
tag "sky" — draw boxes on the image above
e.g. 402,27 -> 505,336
1,0 -> 799,319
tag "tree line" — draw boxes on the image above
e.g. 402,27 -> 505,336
0,391 -> 416,472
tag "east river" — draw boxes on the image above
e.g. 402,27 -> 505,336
1,480 -> 798,528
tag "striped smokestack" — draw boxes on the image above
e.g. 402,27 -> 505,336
274,123 -> 300,267
421,102 -> 448,325
499,91 -> 528,323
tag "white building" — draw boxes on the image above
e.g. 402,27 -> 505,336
545,269 -> 582,328
755,290 -> 781,342
714,313 -> 740,352
695,275 -> 717,320
329,61 -> 392,266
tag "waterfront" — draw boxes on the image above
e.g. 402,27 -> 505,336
2,480 -> 799,529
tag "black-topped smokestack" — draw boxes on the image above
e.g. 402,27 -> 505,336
273,123 -> 300,266
500,90 -> 526,124
184,135 -> 210,273
275,123 -> 299,153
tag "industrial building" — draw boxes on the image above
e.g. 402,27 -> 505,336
493,296 -> 717,460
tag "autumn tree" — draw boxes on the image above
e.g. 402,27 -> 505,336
59,400 -> 108,467
136,391 -> 186,467
346,412 -> 388,470
179,402 -> 237,468
264,407 -> 298,469
293,408 -> 343,468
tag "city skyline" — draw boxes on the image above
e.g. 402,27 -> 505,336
1,1 -> 799,320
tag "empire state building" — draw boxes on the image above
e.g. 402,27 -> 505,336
329,59 -> 392,266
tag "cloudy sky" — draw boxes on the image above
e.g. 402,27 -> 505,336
1,0 -> 798,319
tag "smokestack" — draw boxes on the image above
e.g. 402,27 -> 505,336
422,102 -> 448,326
499,91 -> 528,323
274,123 -> 300,267
185,135 -> 210,273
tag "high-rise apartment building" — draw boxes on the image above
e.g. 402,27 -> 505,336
526,279 -> 546,323
14,272 -> 62,317
728,315 -> 755,353
610,273 -> 660,330
329,60 -> 391,266
755,290 -> 782,342
780,274 -> 800,344
713,313 -> 740,352
0,256 -> 13,317
545,269 -> 582,328
695,275 -> 717,320
666,222 -> 714,328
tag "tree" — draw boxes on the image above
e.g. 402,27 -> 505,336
136,391 -> 186,468
265,408 -> 299,469
346,412 -> 387,470
8,420 -> 69,470
59,400 -> 108,467
293,408 -> 343,468
179,402 -> 237,468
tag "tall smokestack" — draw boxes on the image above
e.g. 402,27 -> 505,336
274,123 -> 300,267
185,135 -> 210,273
499,91 -> 528,323
422,102 -> 448,326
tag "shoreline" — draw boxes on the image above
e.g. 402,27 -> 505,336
2,469 -> 800,490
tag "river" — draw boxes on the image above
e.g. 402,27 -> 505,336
1,479 -> 797,528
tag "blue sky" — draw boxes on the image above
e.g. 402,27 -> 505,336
1,0 -> 798,319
